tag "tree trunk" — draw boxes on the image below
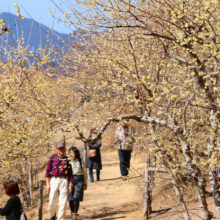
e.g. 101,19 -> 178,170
18,158 -> 32,208
207,110 -> 220,216
178,133 -> 212,220
149,155 -> 155,214
28,160 -> 33,205
157,149 -> 191,220
149,124 -> 191,220
35,170 -> 39,189
208,167 -> 220,215
143,155 -> 150,219
82,143 -> 87,163
18,173 -> 31,208
38,180 -> 44,220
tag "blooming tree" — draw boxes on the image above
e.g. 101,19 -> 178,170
51,0 -> 220,219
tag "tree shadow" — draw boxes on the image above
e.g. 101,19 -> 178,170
205,191 -> 213,197
99,217 -> 126,220
97,174 -> 141,182
98,177 -> 121,182
64,211 -> 127,220
128,175 -> 141,180
148,208 -> 172,219
90,210 -> 127,219
103,162 -> 120,167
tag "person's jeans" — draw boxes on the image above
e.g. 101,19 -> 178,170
118,150 -> 132,176
89,168 -> 100,181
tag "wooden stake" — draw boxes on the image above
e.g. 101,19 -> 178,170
38,180 -> 44,220
143,155 -> 150,219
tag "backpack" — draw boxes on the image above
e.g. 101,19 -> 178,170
20,210 -> 28,220
12,209 -> 27,220
11,196 -> 27,220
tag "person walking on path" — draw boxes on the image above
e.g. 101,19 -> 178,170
0,180 -> 23,220
68,146 -> 87,220
86,128 -> 102,182
45,140 -> 73,220
115,120 -> 136,180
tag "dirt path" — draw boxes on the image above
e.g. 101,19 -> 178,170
30,148 -> 144,220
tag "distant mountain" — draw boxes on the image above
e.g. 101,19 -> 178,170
0,12 -> 76,61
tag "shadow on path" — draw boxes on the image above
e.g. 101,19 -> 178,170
97,174 -> 141,182
98,217 -> 126,220
90,210 -> 127,219
98,177 -> 121,182
62,211 -> 127,220
148,208 -> 172,219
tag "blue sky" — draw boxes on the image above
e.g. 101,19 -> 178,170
1,0 -> 74,34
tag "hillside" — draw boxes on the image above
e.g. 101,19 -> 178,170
0,12 -> 71,51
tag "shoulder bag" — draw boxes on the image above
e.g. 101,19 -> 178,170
87,149 -> 96,159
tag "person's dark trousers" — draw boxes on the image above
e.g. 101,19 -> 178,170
96,169 -> 100,181
69,199 -> 80,213
89,167 -> 100,181
118,150 -> 132,176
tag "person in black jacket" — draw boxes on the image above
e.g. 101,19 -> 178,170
0,180 -> 22,220
86,128 -> 102,182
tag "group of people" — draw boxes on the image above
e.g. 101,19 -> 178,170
45,127 -> 103,220
46,120 -> 135,220
0,120 -> 135,220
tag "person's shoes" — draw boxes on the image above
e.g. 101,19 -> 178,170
89,179 -> 94,183
122,176 -> 127,181
50,216 -> 56,220
97,178 -> 100,181
71,213 -> 77,220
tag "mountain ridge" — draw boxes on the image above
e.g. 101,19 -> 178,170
0,12 -> 74,52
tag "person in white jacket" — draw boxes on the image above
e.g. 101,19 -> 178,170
115,120 -> 135,180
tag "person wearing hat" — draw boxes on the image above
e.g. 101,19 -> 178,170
45,139 -> 73,220
115,120 -> 136,180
